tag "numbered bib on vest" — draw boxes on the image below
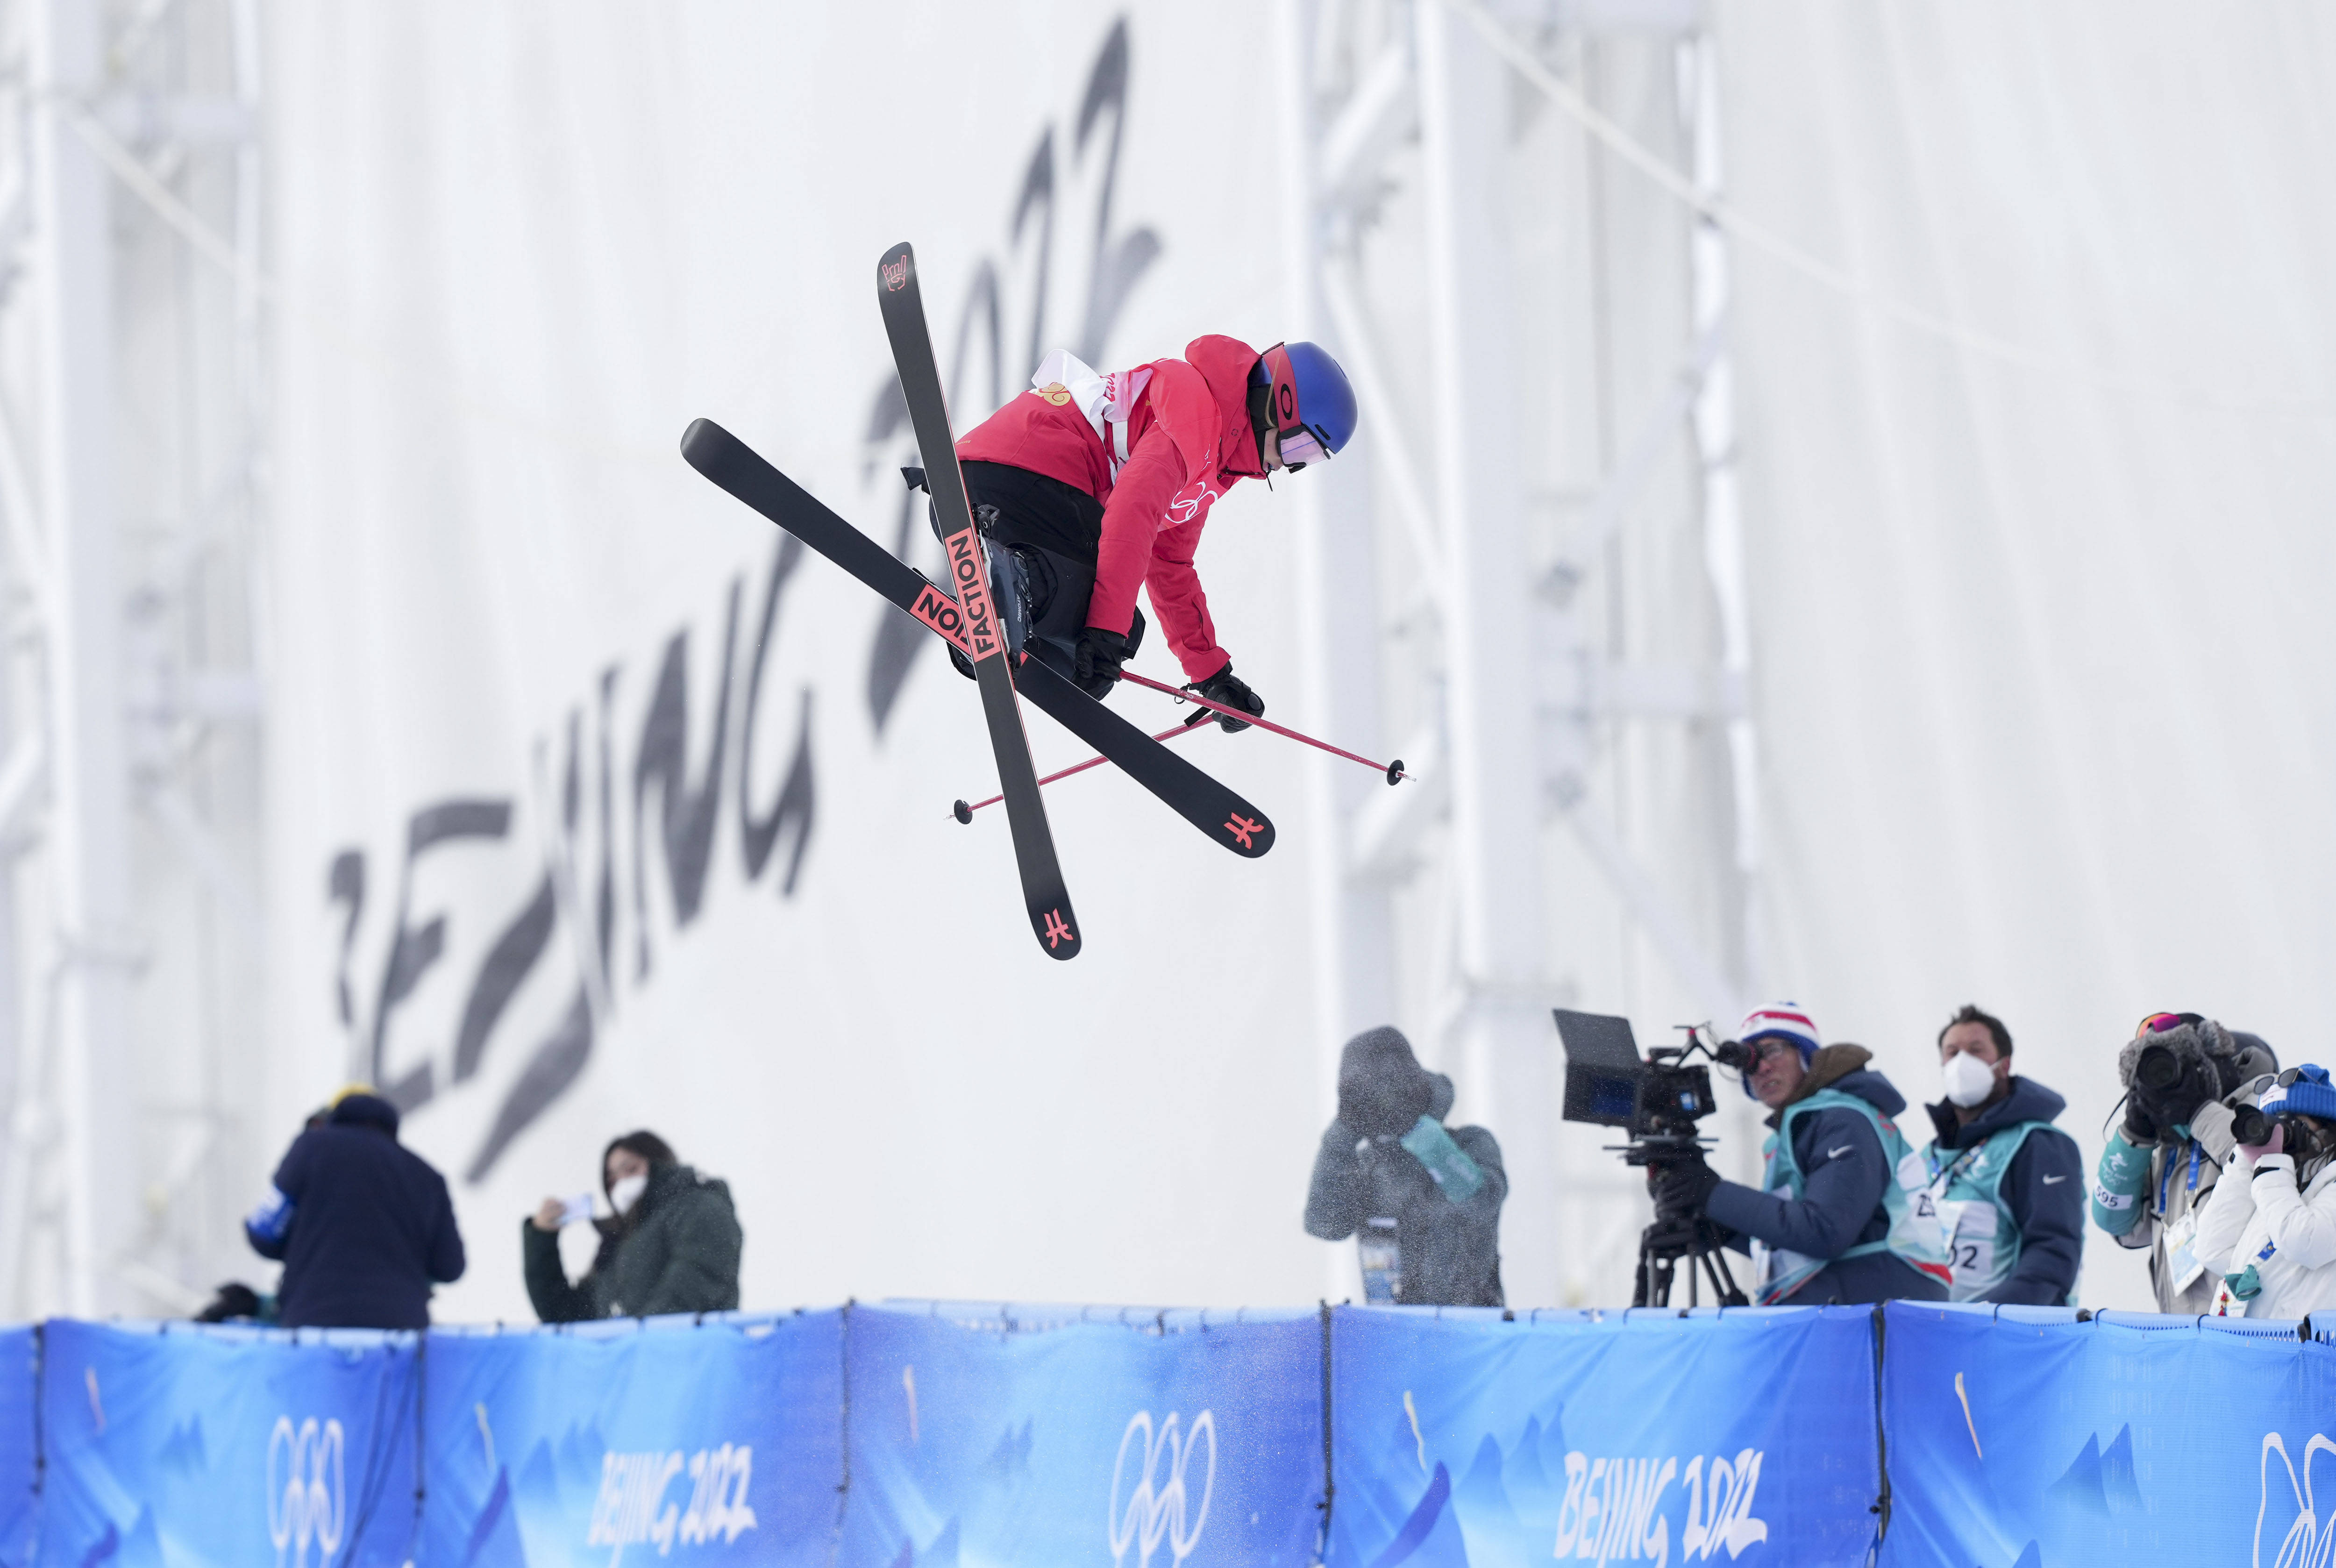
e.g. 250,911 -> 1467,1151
1935,1198 -> 1997,1294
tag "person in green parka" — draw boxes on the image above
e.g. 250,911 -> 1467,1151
524,1130 -> 742,1321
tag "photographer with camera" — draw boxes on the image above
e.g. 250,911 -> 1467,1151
1652,1003 -> 1952,1305
2091,1012 -> 2279,1313
1304,1026 -> 1508,1307
1915,1005 -> 2084,1304
2189,1066 -> 2336,1319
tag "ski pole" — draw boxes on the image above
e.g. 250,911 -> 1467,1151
1117,670 -> 1410,785
952,721 -> 1203,822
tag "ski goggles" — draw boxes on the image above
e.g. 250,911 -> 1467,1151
1256,343 -> 1338,470
2136,1011 -> 2204,1037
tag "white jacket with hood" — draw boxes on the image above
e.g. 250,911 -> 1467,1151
2192,1143 -> 2336,1320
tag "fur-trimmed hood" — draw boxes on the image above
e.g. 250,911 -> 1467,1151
2117,1018 -> 2275,1099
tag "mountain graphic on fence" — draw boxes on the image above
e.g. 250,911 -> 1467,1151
2045,1425 -> 2142,1517
1330,1401 -> 1583,1566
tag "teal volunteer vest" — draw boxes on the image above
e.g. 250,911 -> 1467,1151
1759,1089 -> 1955,1304
1919,1120 -> 2063,1303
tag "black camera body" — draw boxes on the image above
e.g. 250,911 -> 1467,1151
1553,1009 -> 1750,1166
2231,1102 -> 2274,1147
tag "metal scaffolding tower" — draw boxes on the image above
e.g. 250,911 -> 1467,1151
1280,0 -> 1766,1306
0,0 -> 266,1318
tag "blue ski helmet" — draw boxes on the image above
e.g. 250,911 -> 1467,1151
1250,342 -> 1358,470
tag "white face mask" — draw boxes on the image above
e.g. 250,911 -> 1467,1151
609,1173 -> 648,1215
1942,1050 -> 2000,1109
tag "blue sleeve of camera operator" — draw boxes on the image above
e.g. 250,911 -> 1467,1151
1703,1107 -> 1890,1262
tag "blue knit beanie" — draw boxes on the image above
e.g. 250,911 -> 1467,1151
2261,1065 -> 2336,1124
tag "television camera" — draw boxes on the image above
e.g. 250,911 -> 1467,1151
1553,1009 -> 1755,1308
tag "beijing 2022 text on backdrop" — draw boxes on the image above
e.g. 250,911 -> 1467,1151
264,4 -> 1330,1320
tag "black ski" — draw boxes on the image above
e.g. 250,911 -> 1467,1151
873,242 -> 1082,959
1016,659 -> 1275,857
677,418 -> 1278,862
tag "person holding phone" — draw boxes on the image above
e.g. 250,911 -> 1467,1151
524,1130 -> 742,1321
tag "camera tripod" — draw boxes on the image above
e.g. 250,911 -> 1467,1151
1633,1194 -> 1750,1309
1555,1016 -> 1759,1308
1634,1212 -> 1749,1307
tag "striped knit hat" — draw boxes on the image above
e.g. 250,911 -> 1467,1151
1738,1002 -> 1821,1060
1738,1002 -> 1821,1098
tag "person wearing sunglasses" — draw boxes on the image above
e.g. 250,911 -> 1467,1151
932,335 -> 1358,721
2188,1067 -> 2336,1320
2091,1012 -> 2279,1314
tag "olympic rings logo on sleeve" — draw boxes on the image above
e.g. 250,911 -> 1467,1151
267,1416 -> 345,1568
1108,1409 -> 1216,1568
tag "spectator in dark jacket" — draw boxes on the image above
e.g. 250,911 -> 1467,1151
243,1087 -> 465,1329
1304,1026 -> 1507,1307
524,1131 -> 743,1321
1916,1004 -> 2085,1305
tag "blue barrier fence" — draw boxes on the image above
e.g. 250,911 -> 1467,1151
1880,1302 -> 2336,1567
1328,1304 -> 1880,1567
0,1302 -> 2321,1565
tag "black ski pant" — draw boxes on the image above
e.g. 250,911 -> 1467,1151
913,460 -> 1145,691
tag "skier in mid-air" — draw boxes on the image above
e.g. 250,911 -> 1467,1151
931,335 -> 1358,728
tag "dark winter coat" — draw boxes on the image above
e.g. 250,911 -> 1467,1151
523,1162 -> 743,1322
244,1093 -> 465,1330
1304,1027 -> 1508,1307
1702,1047 -> 1948,1307
1921,1074 -> 2086,1306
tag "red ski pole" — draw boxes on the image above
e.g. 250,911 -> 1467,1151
1118,670 -> 1410,785
951,721 -> 1202,822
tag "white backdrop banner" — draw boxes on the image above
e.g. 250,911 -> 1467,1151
1713,2 -> 2336,1306
266,5 -> 1331,1321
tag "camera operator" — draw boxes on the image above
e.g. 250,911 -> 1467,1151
1916,1005 -> 2084,1304
1651,1003 -> 1951,1305
1304,1026 -> 1508,1307
2190,1066 -> 2336,1319
2091,1012 -> 2278,1313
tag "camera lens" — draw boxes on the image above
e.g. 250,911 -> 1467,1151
2135,1043 -> 2181,1093
2231,1105 -> 2272,1146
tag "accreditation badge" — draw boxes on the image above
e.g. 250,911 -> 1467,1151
2164,1211 -> 2207,1295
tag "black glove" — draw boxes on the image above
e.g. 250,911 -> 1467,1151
1183,662 -> 1264,732
2120,1092 -> 2158,1146
1072,627 -> 1130,699
946,643 -> 976,682
1652,1156 -> 1722,1219
2134,1051 -> 2220,1137
195,1282 -> 263,1323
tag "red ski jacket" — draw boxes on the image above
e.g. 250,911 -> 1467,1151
955,334 -> 1266,681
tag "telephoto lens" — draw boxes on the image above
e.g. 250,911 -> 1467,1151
2134,1043 -> 2182,1093
2230,1104 -> 2274,1147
